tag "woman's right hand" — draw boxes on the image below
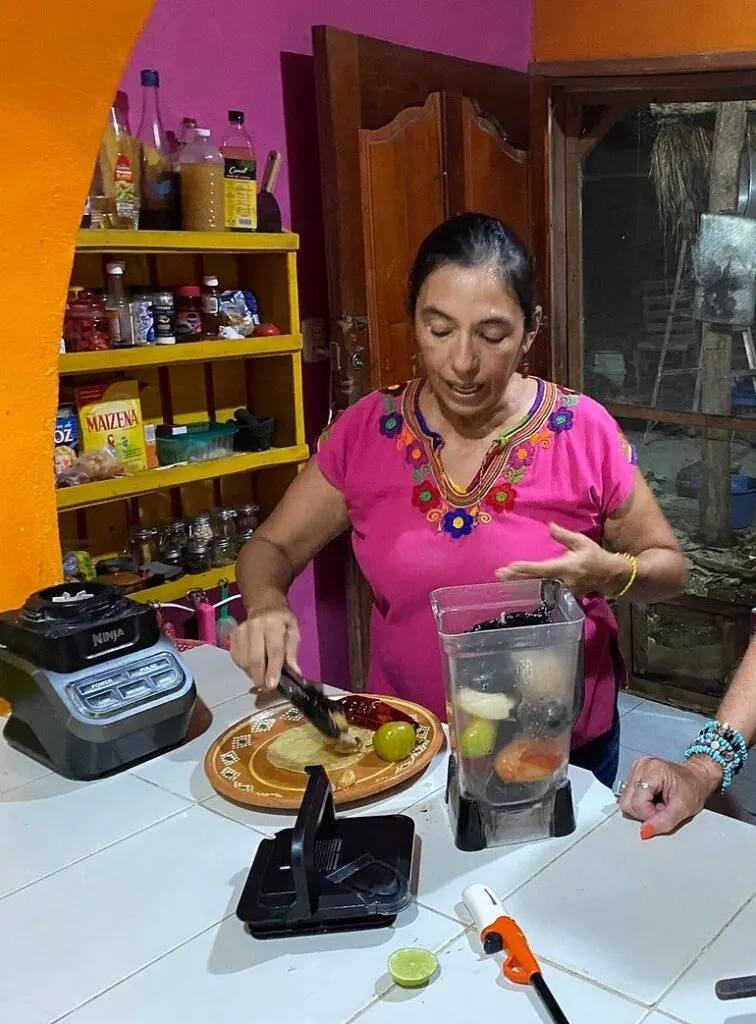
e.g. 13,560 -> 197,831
229,595 -> 301,694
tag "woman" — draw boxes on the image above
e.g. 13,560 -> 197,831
620,637 -> 756,838
231,213 -> 688,788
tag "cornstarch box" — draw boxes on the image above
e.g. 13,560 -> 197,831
74,379 -> 147,472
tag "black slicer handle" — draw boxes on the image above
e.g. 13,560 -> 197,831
290,765 -> 335,919
716,975 -> 756,1000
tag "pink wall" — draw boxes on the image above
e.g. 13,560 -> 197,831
120,0 -> 531,686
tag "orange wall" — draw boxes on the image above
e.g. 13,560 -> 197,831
534,0 -> 756,62
0,0 -> 154,611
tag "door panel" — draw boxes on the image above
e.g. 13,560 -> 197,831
360,93 -> 445,387
448,95 -> 529,243
313,25 -> 548,687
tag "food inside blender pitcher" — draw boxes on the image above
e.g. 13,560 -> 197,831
451,602 -> 575,806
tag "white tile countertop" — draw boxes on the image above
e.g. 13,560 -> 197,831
2,644 -> 756,1024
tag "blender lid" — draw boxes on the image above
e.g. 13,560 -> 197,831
20,582 -> 129,626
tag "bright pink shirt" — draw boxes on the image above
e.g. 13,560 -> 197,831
316,377 -> 636,748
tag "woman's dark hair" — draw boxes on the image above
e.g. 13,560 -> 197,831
407,213 -> 538,329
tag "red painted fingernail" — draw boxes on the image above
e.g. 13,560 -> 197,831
640,822 -> 655,841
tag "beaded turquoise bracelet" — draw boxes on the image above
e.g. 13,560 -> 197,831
684,720 -> 748,791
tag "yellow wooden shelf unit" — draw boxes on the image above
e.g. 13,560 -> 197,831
128,564 -> 238,605
59,335 -> 302,375
77,229 -> 298,254
57,445 -> 310,511
58,230 -> 308,599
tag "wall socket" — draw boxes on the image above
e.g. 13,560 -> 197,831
302,317 -> 329,362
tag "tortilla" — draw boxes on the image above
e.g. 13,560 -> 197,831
264,723 -> 375,775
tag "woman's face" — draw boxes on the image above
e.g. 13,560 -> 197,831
414,262 -> 539,421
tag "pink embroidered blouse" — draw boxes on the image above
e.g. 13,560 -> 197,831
315,377 -> 636,748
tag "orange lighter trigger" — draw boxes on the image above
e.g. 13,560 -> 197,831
480,915 -> 540,984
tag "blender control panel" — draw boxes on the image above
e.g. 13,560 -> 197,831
67,654 -> 184,718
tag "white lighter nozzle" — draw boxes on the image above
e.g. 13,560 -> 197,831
462,884 -> 505,935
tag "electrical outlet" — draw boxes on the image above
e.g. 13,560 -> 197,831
302,317 -> 329,362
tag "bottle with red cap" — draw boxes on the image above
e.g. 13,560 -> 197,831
174,286 -> 202,342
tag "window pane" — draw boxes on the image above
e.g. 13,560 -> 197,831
581,104 -> 756,421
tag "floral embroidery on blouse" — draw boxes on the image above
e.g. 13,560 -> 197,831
379,379 -> 579,539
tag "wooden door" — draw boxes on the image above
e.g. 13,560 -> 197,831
313,26 -> 550,685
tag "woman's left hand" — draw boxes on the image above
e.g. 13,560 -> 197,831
496,522 -> 630,598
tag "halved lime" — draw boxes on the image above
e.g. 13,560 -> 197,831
388,947 -> 439,988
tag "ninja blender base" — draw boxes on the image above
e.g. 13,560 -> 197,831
446,755 -> 577,852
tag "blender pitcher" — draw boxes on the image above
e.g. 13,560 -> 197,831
430,580 -> 584,851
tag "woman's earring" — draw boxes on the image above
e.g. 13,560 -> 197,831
520,359 -> 530,378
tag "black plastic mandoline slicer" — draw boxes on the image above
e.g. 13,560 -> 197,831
236,765 -> 416,939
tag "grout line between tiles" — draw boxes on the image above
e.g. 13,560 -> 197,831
0,800 -> 192,906
50,912 -> 237,1022
344,922 -> 472,1024
651,886 -> 756,1012
197,794 -> 277,838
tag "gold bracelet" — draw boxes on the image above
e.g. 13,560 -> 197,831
614,553 -> 638,599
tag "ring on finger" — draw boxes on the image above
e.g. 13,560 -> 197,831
634,780 -> 651,791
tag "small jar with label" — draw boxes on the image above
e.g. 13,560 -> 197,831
201,276 -> 221,339
184,537 -> 212,575
175,285 -> 202,342
129,288 -> 156,345
152,290 -> 176,344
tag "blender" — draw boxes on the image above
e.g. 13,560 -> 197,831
431,580 -> 584,851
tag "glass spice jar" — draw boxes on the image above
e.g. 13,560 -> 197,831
160,518 -> 189,553
184,537 -> 212,575
211,507 -> 237,542
211,538 -> 235,568
190,513 -> 214,544
128,527 -> 158,568
235,503 -> 259,535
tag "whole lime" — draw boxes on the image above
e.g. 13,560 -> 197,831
373,721 -> 416,762
460,717 -> 497,759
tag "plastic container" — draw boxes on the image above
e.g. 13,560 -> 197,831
430,581 -> 584,807
179,128 -> 224,231
156,422 -> 238,466
730,474 -> 756,530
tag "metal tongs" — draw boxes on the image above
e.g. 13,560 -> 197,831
277,664 -> 357,747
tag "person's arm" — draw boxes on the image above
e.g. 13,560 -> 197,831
499,469 -> 689,600
601,469 -> 689,603
620,637 -> 756,836
236,459 -> 348,606
232,459 -> 349,687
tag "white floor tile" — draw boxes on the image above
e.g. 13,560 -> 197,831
620,701 -> 706,762
57,904 -> 463,1024
130,692 -> 253,801
504,808 -> 756,1006
203,744 -> 450,835
618,691 -> 645,716
405,767 -> 617,922
660,894 -> 756,1023
0,772 -> 189,899
0,725 -> 51,795
0,805 -> 260,1024
181,644 -> 254,708
355,931 -> 648,1024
